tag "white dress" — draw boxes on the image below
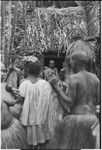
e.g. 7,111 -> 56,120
19,79 -> 52,146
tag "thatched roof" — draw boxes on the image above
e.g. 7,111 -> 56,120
34,1 -> 79,8
20,6 -> 87,54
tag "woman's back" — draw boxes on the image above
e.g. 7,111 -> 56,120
77,71 -> 98,104
19,78 -> 52,126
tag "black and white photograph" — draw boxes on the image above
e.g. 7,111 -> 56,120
0,1 -> 101,149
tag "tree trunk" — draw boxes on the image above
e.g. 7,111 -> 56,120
22,1 -> 27,53
1,1 -> 5,64
6,1 -> 12,67
1,1 -> 11,69
10,1 -> 18,57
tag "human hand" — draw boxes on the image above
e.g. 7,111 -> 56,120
48,75 -> 59,89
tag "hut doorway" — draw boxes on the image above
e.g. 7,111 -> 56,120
43,52 -> 65,72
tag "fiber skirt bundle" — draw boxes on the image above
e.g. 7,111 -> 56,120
1,118 -> 28,149
48,91 -> 63,134
49,114 -> 98,149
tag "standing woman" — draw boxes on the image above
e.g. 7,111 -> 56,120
18,56 -> 52,149
1,63 -> 28,149
49,60 -> 59,79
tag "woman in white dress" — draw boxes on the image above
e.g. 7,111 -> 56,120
18,56 -> 52,149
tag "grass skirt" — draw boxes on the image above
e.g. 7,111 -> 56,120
1,118 -> 28,149
48,114 -> 98,149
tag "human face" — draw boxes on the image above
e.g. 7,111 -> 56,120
49,61 -> 55,69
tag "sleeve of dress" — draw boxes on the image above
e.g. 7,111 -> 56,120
19,81 -> 27,98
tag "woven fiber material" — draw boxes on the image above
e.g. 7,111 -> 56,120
1,118 -> 28,149
48,115 -> 98,149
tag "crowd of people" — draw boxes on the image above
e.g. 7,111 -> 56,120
1,50 -> 100,149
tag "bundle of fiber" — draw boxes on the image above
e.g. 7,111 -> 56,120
1,118 -> 28,149
49,115 -> 98,149
48,91 -> 63,135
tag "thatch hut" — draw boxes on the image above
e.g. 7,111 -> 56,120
19,6 -> 87,71
22,3 -> 99,70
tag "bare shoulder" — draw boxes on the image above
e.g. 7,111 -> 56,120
70,73 -> 80,81
70,73 -> 80,86
87,72 -> 99,83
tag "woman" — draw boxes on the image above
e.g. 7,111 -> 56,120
18,56 -> 52,149
40,67 -> 70,132
49,60 -> 59,79
1,82 -> 28,149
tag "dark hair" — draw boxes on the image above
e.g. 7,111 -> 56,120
28,62 -> 42,77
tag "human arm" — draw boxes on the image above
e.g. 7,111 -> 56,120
1,83 -> 16,106
48,75 -> 74,108
7,81 -> 27,119
8,81 -> 27,119
5,84 -> 24,105
3,98 -> 15,106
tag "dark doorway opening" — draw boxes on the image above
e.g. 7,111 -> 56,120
44,55 -> 65,72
